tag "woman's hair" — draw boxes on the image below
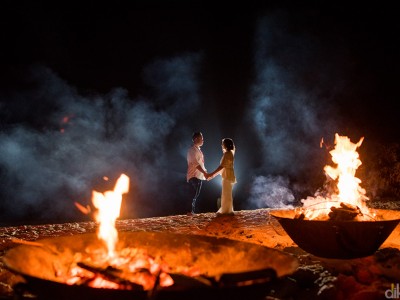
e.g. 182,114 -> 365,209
222,138 -> 235,151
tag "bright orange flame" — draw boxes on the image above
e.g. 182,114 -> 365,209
324,134 -> 368,207
92,174 -> 130,258
301,133 -> 370,219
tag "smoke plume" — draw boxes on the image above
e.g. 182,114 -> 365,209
0,53 -> 202,223
248,175 -> 296,208
245,10 -> 349,209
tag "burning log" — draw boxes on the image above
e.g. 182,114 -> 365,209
64,246 -> 175,291
218,268 -> 277,287
167,273 -> 213,288
76,262 -> 145,290
328,202 -> 362,221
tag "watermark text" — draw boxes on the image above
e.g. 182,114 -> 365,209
386,283 -> 400,299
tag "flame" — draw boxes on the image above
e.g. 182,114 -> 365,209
69,174 -> 177,290
301,133 -> 371,219
92,174 -> 130,258
324,134 -> 368,207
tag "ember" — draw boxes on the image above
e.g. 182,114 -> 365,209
66,247 -> 175,291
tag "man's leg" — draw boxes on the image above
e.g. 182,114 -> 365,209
189,178 -> 202,213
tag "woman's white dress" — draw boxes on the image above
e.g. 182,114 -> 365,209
217,150 -> 236,214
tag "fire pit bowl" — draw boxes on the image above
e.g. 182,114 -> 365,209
3,231 -> 298,300
270,208 -> 400,259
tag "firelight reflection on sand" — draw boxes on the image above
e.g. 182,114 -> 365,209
91,174 -> 129,258
301,133 -> 372,220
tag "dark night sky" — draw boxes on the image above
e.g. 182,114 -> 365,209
0,1 -> 399,225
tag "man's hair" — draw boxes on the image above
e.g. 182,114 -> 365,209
192,132 -> 202,142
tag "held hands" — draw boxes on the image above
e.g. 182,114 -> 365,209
205,172 -> 215,181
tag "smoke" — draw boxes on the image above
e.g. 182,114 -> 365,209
0,8 -> 368,222
245,10 -> 351,208
142,54 -> 202,117
248,175 -> 295,208
0,53 -> 202,223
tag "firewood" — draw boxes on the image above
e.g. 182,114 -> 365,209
328,202 -> 362,221
77,262 -> 144,290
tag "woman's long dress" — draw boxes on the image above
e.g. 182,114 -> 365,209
217,150 -> 236,214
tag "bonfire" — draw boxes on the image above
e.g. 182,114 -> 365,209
300,133 -> 372,221
270,133 -> 400,259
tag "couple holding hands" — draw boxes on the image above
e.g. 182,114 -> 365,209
186,132 -> 236,216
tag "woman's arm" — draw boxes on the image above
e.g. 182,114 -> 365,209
206,165 -> 223,180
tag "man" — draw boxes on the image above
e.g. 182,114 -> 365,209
187,132 -> 207,214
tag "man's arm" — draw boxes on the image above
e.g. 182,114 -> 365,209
196,165 -> 207,175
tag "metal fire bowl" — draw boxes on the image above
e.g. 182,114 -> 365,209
270,208 -> 400,259
2,231 -> 298,300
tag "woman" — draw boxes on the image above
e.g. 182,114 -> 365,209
206,138 -> 236,215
